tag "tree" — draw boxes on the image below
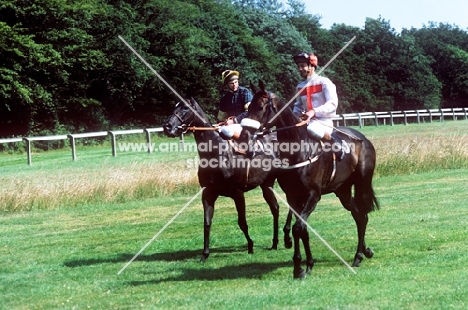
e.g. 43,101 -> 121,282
412,23 -> 468,107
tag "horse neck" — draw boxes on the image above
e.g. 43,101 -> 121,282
190,107 -> 226,158
273,100 -> 303,141
274,102 -> 317,160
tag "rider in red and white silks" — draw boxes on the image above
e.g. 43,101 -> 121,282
292,53 -> 338,140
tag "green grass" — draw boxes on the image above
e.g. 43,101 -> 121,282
1,169 -> 467,309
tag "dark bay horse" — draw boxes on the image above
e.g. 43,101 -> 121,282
240,82 -> 380,278
163,97 -> 292,262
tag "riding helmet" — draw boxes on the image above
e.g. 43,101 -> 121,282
221,70 -> 239,84
293,52 -> 318,67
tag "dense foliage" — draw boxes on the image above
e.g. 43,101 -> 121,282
1,0 -> 467,138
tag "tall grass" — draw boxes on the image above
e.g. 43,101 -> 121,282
360,121 -> 468,176
374,134 -> 468,176
1,161 -> 199,212
0,141 -> 200,212
1,121 -> 467,212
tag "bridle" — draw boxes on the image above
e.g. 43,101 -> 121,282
171,102 -> 220,133
171,102 -> 195,134
171,109 -> 194,134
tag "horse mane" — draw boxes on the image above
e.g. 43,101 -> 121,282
185,97 -> 212,127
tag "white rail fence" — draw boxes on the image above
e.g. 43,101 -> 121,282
0,127 -> 181,166
1,107 -> 467,165
333,107 -> 468,127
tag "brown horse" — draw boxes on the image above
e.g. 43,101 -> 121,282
240,82 -> 380,278
163,97 -> 292,263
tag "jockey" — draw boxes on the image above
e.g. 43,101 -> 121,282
292,52 -> 344,160
217,70 -> 253,139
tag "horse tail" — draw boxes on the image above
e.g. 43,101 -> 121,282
355,180 -> 380,213
354,139 -> 380,214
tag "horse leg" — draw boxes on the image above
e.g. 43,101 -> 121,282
291,194 -> 319,279
232,190 -> 254,254
283,210 -> 293,249
200,189 -> 218,263
335,183 -> 372,267
301,224 -> 314,275
350,210 -> 372,266
292,219 -> 306,279
301,194 -> 320,275
260,182 -> 279,250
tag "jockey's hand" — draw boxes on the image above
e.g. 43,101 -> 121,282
301,110 -> 315,121
305,109 -> 315,120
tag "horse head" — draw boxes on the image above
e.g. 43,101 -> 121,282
163,97 -> 209,137
240,81 -> 296,152
245,80 -> 280,128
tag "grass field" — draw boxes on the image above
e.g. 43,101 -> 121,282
1,121 -> 468,309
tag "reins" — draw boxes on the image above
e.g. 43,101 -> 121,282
185,126 -> 219,131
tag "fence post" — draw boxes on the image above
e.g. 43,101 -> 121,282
452,108 -> 456,121
23,138 -> 32,166
144,129 -> 152,154
109,131 -> 117,156
439,108 -> 444,122
416,110 -> 420,124
404,111 -> 408,126
358,113 -> 363,128
390,112 -> 394,126
464,108 -> 467,120
68,135 -> 76,161
341,114 -> 346,127
428,109 -> 433,123
179,134 -> 184,151
373,112 -> 378,127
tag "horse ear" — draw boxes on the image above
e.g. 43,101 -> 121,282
258,80 -> 265,92
189,97 -> 197,107
250,81 -> 257,94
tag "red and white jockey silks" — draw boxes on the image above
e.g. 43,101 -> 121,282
292,73 -> 338,139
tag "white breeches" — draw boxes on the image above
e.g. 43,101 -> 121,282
307,118 -> 333,139
220,124 -> 243,139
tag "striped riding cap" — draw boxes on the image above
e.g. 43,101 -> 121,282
221,70 -> 240,84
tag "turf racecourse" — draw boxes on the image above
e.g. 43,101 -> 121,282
1,122 -> 468,309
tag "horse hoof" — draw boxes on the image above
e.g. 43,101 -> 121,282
284,237 -> 293,249
248,245 -> 254,254
352,253 -> 363,267
293,268 -> 306,279
247,240 -> 254,254
364,247 -> 374,258
200,253 -> 209,263
271,239 -> 279,250
306,259 -> 314,274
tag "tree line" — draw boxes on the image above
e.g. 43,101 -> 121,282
1,0 -> 467,138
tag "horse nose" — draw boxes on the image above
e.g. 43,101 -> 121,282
163,123 -> 173,136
